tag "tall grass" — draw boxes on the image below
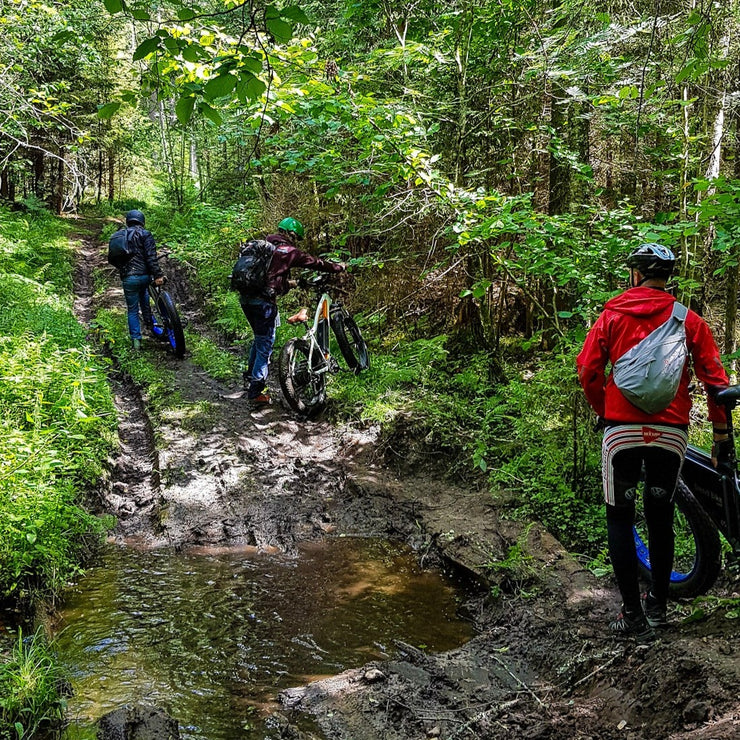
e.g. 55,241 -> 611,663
0,629 -> 67,740
0,206 -> 116,601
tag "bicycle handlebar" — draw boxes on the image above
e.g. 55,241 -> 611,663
715,385 -> 740,411
296,272 -> 334,291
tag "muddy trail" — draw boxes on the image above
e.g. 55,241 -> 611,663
69,219 -> 740,740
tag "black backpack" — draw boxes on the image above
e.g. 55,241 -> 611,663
230,240 -> 276,297
108,226 -> 137,267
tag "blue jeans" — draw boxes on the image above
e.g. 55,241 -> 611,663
240,297 -> 278,398
122,274 -> 153,340
239,297 -> 278,398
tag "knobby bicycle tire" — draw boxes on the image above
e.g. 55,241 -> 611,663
330,310 -> 369,373
634,479 -> 722,598
278,338 -> 327,414
150,288 -> 186,359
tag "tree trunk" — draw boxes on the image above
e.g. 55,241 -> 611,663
108,149 -> 115,202
548,83 -> 571,216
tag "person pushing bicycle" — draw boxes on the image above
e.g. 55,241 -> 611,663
577,243 -> 729,640
236,217 -> 345,406
111,209 -> 166,350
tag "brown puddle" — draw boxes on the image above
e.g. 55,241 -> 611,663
56,537 -> 474,739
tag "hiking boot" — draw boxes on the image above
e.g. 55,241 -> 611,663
131,338 -> 142,351
609,607 -> 656,642
249,393 -> 272,406
642,592 -> 668,628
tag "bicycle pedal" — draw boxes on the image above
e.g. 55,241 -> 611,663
328,357 -> 341,373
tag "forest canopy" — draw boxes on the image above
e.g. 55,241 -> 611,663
2,0 -> 738,354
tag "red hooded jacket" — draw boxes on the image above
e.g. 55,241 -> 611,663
577,286 -> 728,425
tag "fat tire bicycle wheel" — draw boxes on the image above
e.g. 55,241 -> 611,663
150,287 -> 186,359
279,337 -> 327,414
330,310 -> 369,373
634,478 -> 722,598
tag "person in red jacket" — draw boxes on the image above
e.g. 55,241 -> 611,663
238,217 -> 345,405
577,243 -> 729,640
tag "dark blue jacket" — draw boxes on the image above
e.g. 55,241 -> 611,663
118,226 -> 163,280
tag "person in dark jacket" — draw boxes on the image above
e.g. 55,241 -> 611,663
577,243 -> 729,641
238,217 -> 344,405
116,209 -> 165,350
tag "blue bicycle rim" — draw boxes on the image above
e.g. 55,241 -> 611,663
633,527 -> 692,583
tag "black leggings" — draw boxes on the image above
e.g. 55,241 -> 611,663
606,445 -> 681,611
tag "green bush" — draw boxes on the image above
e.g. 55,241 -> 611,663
0,629 -> 67,740
0,207 -> 116,601
330,329 -> 607,555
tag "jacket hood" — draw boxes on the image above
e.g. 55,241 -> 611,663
603,286 -> 676,319
266,232 -> 293,247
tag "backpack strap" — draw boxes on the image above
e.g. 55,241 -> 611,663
672,301 -> 688,323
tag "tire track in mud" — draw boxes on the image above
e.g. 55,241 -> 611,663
70,219 -> 358,551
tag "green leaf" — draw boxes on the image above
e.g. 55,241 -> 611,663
178,7 -> 196,20
676,62 -> 695,84
182,45 -> 201,63
175,96 -> 196,125
281,5 -> 309,23
131,9 -> 151,20
204,73 -> 237,100
26,532 -> 37,545
97,102 -> 121,119
164,37 -> 180,54
241,55 -> 263,74
103,0 -> 123,13
199,103 -> 223,126
267,18 -> 293,43
244,75 -> 266,100
132,37 -> 161,61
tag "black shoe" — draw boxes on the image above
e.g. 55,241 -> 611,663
609,607 -> 656,642
642,592 -> 668,628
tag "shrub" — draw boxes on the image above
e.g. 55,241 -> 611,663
0,629 -> 67,739
0,207 -> 116,601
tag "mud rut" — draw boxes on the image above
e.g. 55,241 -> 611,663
69,221 -> 740,740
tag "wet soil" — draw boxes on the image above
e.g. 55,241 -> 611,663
70,220 -> 740,740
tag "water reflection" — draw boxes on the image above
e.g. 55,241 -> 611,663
56,538 -> 473,740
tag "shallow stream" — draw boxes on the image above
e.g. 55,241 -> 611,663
56,538 -> 474,739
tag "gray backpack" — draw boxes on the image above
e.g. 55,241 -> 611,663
612,301 -> 689,414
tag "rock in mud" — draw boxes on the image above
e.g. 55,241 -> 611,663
682,698 -> 709,724
97,703 -> 180,740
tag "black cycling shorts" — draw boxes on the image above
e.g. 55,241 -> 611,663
602,424 -> 688,507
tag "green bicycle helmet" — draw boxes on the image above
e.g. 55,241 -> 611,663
277,216 -> 305,240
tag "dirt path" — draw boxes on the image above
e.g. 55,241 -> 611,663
70,221 -> 740,740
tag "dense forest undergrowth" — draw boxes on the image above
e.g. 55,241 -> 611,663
3,0 -> 740,735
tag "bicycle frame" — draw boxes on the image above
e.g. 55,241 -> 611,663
680,388 -> 740,555
300,292 -> 335,375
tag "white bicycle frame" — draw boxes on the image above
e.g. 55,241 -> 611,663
302,292 -> 333,374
